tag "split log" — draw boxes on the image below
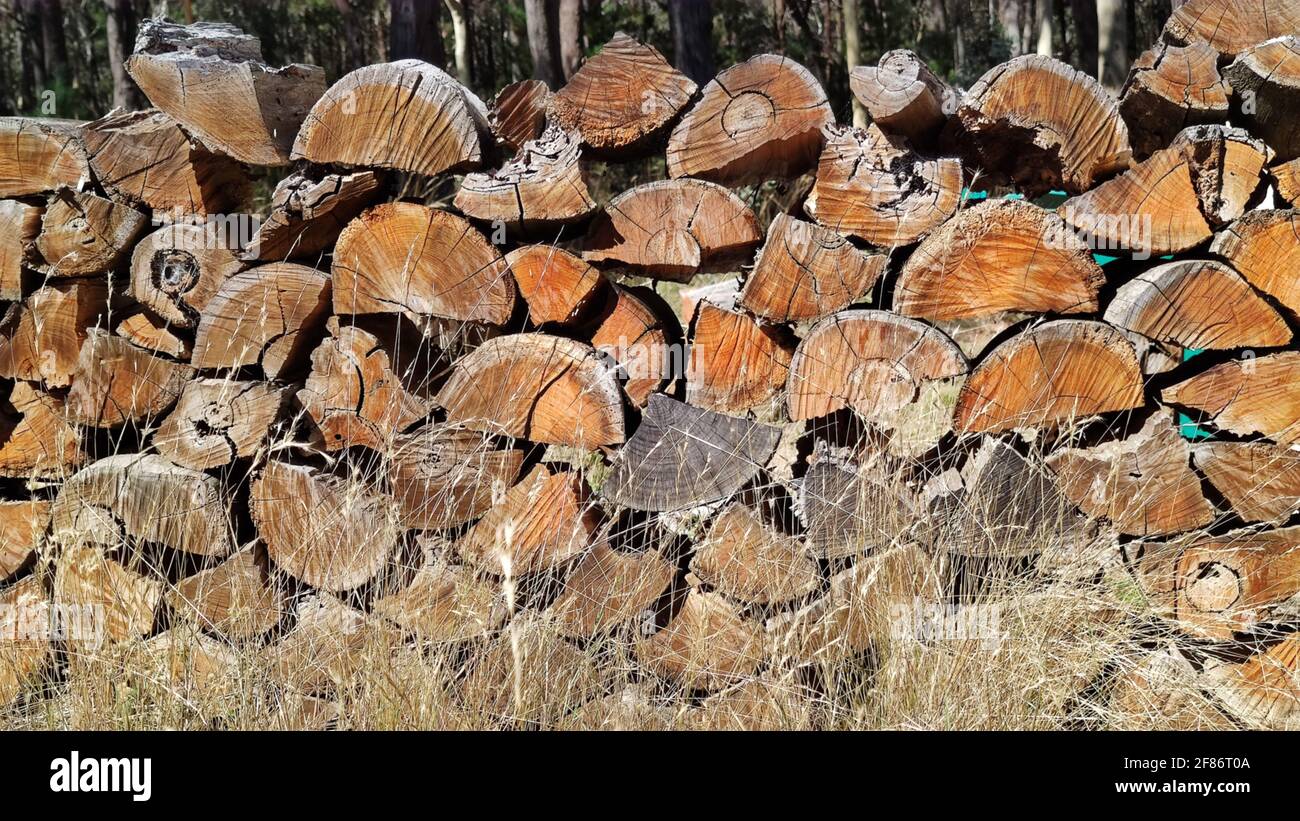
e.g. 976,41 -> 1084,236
1110,647 -> 1237,730
246,171 -> 382,262
490,79 -> 550,153
34,189 -> 147,278
634,590 -> 763,691
1059,125 -> 1269,256
292,59 -> 487,176
0,500 -> 48,581
266,594 -> 397,695
191,262 -> 331,379
457,463 -> 597,576
127,19 -> 326,166
1104,259 -> 1291,350
54,545 -> 163,650
688,677 -> 819,730
1163,0 -> 1300,60
1204,634 -> 1300,729
250,461 -> 398,592
894,199 -> 1104,322
456,126 -> 596,230
154,379 -> 290,470
436,333 -> 624,448
167,544 -> 281,639
589,284 -> 680,407
850,49 -> 955,146
0,200 -> 42,300
0,279 -> 107,388
1273,158 -> 1300,205
388,424 -> 525,530
800,455 -> 921,558
1210,209 -> 1300,320
1129,526 -> 1300,640
1120,41 -> 1229,160
297,318 -> 434,451
804,123 -> 962,247
0,383 -> 84,479
115,311 -> 191,360
0,576 -> 51,704
603,394 -> 781,512
50,453 -> 236,557
504,244 -> 605,326
583,179 -> 761,282
0,117 -> 89,196
81,109 -> 251,214
666,54 -> 832,185
131,628 -> 242,708
689,504 -> 819,604
129,223 -> 244,328
1193,441 -> 1300,524
373,544 -> 506,643
65,330 -> 194,428
953,320 -> 1144,434
1045,409 -> 1214,537
946,54 -> 1131,195
686,300 -> 794,415
332,203 -> 514,324
738,214 -> 887,323
927,438 -> 1080,557
549,538 -> 675,638
1162,351 -> 1300,445
787,310 -> 966,425
551,33 -> 696,156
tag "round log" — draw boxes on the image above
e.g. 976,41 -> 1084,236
130,223 -> 244,328
1120,41 -> 1229,160
388,423 -> 525,531
154,378 -> 290,470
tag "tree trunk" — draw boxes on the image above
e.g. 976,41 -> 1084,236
1070,0 -> 1100,77
668,0 -> 716,85
842,0 -> 867,125
558,0 -> 582,79
1096,0 -> 1128,88
389,0 -> 446,68
524,0 -> 564,89
104,0 -> 144,110
445,0 -> 472,83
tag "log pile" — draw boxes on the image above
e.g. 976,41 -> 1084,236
3,9 -> 1300,730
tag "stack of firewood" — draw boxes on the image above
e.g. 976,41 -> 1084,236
2,3 -> 1300,729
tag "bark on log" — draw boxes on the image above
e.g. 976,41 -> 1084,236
804,123 -> 962,247
455,126 -> 596,230
954,319 -> 1145,434
66,330 -> 194,428
1104,259 -> 1291,350
0,383 -> 84,479
1046,409 -> 1214,536
787,309 -> 966,424
850,49 -> 955,146
588,284 -> 680,407
583,179 -> 761,282
436,333 -> 625,448
490,79 -> 550,154
167,544 -> 281,638
1163,0 -> 1300,60
895,199 -> 1104,322
550,33 -> 697,156
0,279 -> 107,388
1210,209 -> 1300,320
686,300 -> 794,415
1194,441 -> 1300,524
504,244 -> 606,327
689,504 -> 819,604
249,460 -> 398,592
245,171 -> 382,262
292,60 -> 487,176
1162,351 -> 1300,445
82,109 -> 251,214
387,424 -> 525,530
0,500 -> 48,581
50,453 -> 236,556
667,54 -> 832,185
602,393 -> 781,512
332,203 -> 515,324
191,262 -> 331,379
34,189 -> 147,278
1059,125 -> 1269,256
127,20 -> 326,166
154,379 -> 290,470
739,214 -> 887,323
0,117 -> 89,197
1120,41 -> 1229,160
130,223 -> 244,328
946,54 -> 1132,195
634,590 -> 763,691
0,200 -> 43,300
456,463 -> 598,576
